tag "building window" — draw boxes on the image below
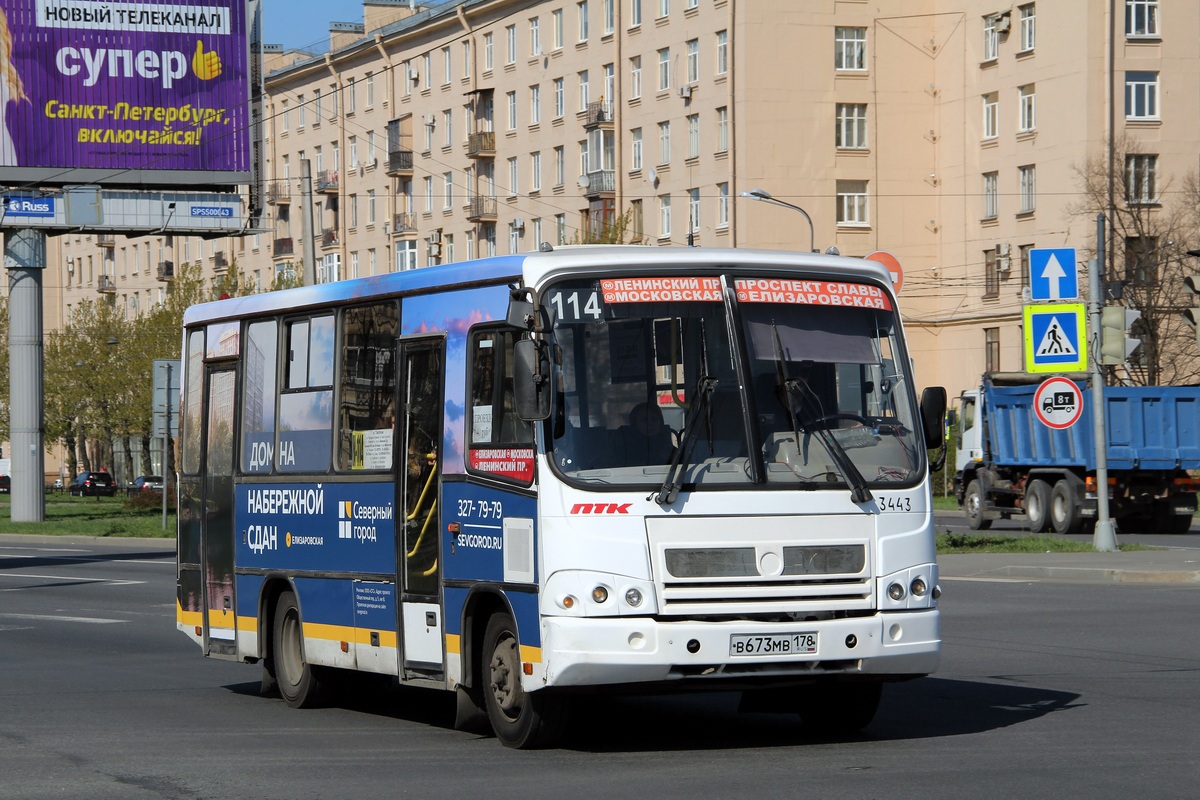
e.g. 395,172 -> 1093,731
1124,236 -> 1158,284
507,91 -> 517,130
483,32 -> 494,71
554,77 -> 565,117
835,27 -> 866,70
631,127 -> 643,170
658,48 -> 670,91
985,328 -> 1000,371
505,24 -> 516,64
983,250 -> 999,299
1018,85 -> 1036,131
658,0 -> 668,19
578,70 -> 589,110
1125,71 -> 1159,120
556,213 -> 567,245
441,47 -> 452,83
983,172 -> 998,219
835,103 -> 867,149
658,194 -> 672,238
531,151 -> 541,191
658,121 -> 670,164
423,177 -> 433,213
530,17 -> 541,55
836,180 -> 869,225
530,85 -> 541,124
463,41 -> 472,77
368,189 -> 377,223
554,145 -> 565,186
688,188 -> 700,233
367,72 -> 375,104
603,0 -> 614,34
687,114 -> 699,159
508,157 -> 519,196
578,0 -> 589,41
1125,154 -> 1157,204
686,39 -> 699,84
1019,165 -> 1036,212
630,56 -> 642,99
1126,0 -> 1158,36
716,182 -> 729,227
630,0 -> 642,27
983,16 -> 999,61
297,94 -> 305,128
442,173 -> 452,209
1019,243 -> 1034,286
716,30 -> 728,75
983,93 -> 998,139
1018,5 -> 1035,51
716,106 -> 728,152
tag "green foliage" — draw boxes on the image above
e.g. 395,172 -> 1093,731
570,208 -> 641,245
936,532 -> 1147,553
270,260 -> 305,292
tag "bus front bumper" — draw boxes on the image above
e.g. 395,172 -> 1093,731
537,609 -> 939,688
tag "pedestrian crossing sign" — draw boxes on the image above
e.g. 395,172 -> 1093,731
1024,303 -> 1087,373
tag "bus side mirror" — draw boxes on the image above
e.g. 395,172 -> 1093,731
507,296 -> 536,330
920,387 -> 947,449
514,339 -> 551,420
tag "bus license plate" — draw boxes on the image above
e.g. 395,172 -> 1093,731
729,632 -> 818,657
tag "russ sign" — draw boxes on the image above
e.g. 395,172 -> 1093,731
0,0 -> 250,183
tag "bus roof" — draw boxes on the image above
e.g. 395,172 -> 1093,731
182,246 -> 894,326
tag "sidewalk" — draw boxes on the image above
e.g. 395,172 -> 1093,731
938,549 -> 1200,585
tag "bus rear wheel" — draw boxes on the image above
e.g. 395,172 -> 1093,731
482,612 -> 568,749
273,590 -> 324,708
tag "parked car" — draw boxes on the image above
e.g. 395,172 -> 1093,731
0,475 -> 10,493
130,475 -> 164,492
69,471 -> 116,497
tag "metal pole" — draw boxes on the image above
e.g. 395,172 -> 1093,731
1091,214 -> 1117,551
301,159 -> 317,285
5,230 -> 46,523
162,362 -> 171,530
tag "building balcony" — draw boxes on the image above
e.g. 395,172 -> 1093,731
266,179 -> 290,204
466,196 -> 498,222
273,237 -> 294,257
387,148 -> 414,175
214,252 -> 229,273
316,170 -> 339,192
96,233 -> 115,248
156,260 -> 174,281
585,100 -> 613,128
583,169 -> 616,196
322,228 -> 340,248
97,275 -> 116,293
392,213 -> 416,233
467,131 -> 496,158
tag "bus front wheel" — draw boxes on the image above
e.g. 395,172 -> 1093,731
273,590 -> 324,708
482,612 -> 568,749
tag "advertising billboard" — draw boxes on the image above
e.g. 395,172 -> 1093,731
0,0 -> 251,187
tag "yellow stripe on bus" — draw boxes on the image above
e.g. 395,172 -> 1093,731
444,634 -> 540,662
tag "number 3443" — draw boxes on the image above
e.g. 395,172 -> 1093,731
875,495 -> 912,512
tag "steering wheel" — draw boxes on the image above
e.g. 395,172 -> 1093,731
811,413 -> 869,430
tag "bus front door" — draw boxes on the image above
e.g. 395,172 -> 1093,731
398,338 -> 445,677
202,366 -> 238,657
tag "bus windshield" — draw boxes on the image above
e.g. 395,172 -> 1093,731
546,275 -> 923,491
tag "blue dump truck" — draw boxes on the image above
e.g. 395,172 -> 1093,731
953,373 -> 1200,534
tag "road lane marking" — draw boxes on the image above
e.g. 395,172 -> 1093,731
0,572 -> 146,587
0,613 -> 126,624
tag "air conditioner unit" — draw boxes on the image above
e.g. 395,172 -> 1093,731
429,230 -> 442,243
424,114 -> 435,126
678,84 -> 692,99
995,242 -> 1011,257
994,13 -> 1011,33
428,242 -> 442,256
513,217 -> 525,231
408,69 -> 419,84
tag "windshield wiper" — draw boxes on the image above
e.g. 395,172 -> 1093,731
770,324 -> 873,504
654,377 -> 718,505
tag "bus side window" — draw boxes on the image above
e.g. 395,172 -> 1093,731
278,314 -> 335,473
337,302 -> 399,471
466,327 -> 534,483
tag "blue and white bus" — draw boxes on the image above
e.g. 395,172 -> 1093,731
176,245 -> 947,748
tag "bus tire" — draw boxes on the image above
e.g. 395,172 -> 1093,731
482,612 -> 568,749
965,480 -> 991,531
1050,480 -> 1084,536
273,590 -> 325,709
797,681 -> 883,736
1024,479 -> 1051,533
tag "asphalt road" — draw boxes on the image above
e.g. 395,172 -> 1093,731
934,508 -> 1200,549
2,536 -> 1198,799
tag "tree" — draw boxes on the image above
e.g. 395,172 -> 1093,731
571,208 -> 642,245
1071,135 -> 1200,386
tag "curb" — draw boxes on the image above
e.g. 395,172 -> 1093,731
976,565 -> 1200,585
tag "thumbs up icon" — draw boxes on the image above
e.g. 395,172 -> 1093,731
192,41 -> 222,81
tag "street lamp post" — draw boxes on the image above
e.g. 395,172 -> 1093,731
740,188 -> 818,253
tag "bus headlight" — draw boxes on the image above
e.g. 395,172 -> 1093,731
910,577 -> 927,597
624,587 -> 643,607
591,586 -> 610,604
888,582 -> 906,601
542,571 -> 658,616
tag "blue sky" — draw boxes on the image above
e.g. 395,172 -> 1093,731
263,0 -> 367,52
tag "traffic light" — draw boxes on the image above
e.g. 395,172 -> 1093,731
1185,274 -> 1200,351
1099,306 -> 1142,366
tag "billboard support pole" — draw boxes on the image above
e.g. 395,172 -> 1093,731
1091,214 -> 1117,552
4,229 -> 46,523
302,159 -> 317,285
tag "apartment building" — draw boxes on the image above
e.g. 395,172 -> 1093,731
32,0 -> 1200,402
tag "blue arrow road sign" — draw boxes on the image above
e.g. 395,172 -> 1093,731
1029,248 -> 1078,301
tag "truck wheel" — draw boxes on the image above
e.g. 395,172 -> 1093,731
1024,479 -> 1051,533
1156,510 -> 1195,535
482,612 -> 569,748
965,480 -> 991,530
1050,480 -> 1084,535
